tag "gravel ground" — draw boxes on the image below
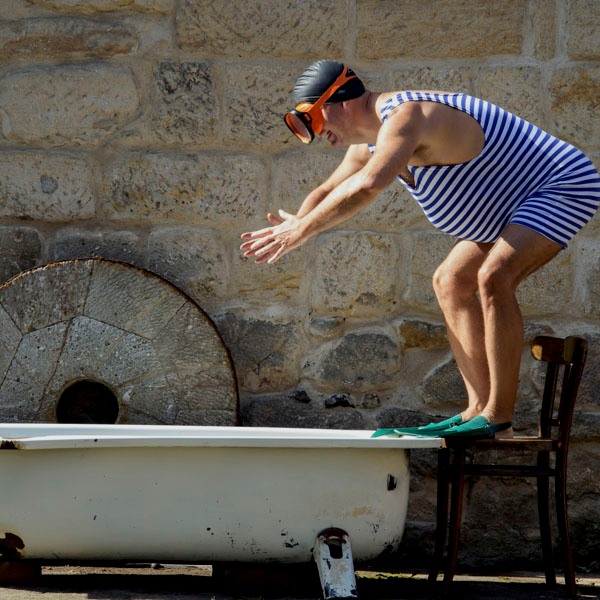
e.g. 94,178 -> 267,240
0,563 -> 598,600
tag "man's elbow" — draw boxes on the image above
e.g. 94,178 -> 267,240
358,171 -> 393,197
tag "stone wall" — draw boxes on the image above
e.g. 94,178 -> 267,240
1,0 -> 599,571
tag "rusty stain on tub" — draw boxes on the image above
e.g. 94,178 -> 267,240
0,533 -> 25,560
350,505 -> 374,518
0,440 -> 20,450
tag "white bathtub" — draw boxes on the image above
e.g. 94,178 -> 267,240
0,424 -> 440,598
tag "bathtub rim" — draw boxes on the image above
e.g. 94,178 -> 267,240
0,423 -> 441,450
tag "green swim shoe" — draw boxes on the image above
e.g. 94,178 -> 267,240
372,414 -> 463,438
439,415 -> 512,439
371,414 -> 463,437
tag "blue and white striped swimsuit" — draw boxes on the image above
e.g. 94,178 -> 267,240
374,92 -> 600,247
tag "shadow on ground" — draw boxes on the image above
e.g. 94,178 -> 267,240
0,564 -> 599,600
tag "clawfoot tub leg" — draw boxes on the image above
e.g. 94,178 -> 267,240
313,528 -> 358,599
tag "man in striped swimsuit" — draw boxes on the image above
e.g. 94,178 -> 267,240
240,60 -> 600,439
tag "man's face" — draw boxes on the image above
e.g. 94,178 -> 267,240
321,102 -> 356,147
284,65 -> 358,144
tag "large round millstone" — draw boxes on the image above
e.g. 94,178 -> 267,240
0,259 -> 238,425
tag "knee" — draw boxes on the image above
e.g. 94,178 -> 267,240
477,262 -> 516,302
432,262 -> 477,304
432,264 -> 450,301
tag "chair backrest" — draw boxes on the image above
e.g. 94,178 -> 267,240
531,335 -> 588,447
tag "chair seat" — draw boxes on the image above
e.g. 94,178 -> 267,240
443,436 -> 556,452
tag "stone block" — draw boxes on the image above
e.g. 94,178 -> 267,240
176,0 -> 345,57
548,66 -> 600,148
0,64 -> 139,146
356,0 -> 525,60
0,151 -> 95,220
569,444 -> 600,499
307,317 -> 346,340
104,152 -> 267,224
475,66 -> 544,125
309,231 -> 401,317
567,0 -> 600,60
214,311 -> 303,393
240,393 -> 365,430
419,357 -> 466,410
576,332 -> 599,411
570,488 -> 600,567
0,17 -> 137,60
271,149 -> 346,209
54,228 -> 140,264
376,407 -> 433,429
530,0 -> 556,60
403,231 -> 454,312
153,61 -> 218,145
389,65 -> 473,94
398,318 -> 448,349
517,249 -> 571,317
222,62 -> 300,150
571,239 -> 600,320
235,250 -> 304,305
572,411 -> 600,441
147,227 -> 229,304
24,0 -> 173,13
0,226 -> 43,285
3,1 -> 48,18
458,477 -> 541,567
307,332 -> 401,393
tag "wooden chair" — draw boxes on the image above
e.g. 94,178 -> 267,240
428,335 -> 588,598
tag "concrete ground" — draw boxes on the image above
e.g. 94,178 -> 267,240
0,563 -> 598,600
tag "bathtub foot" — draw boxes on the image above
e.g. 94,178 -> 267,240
314,528 -> 358,600
0,561 -> 41,583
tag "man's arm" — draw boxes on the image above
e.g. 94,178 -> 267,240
240,143 -> 371,257
296,144 -> 371,218
258,143 -> 371,233
241,102 -> 425,264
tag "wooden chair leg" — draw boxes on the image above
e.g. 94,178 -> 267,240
555,453 -> 577,598
537,452 -> 556,586
429,448 -> 450,584
443,447 -> 466,595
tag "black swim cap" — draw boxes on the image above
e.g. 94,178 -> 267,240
293,60 -> 365,105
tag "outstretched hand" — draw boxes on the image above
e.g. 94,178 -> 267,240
240,209 -> 305,264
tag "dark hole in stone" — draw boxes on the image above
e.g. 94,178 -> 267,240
56,380 -> 119,424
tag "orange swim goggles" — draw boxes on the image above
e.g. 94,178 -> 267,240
284,65 -> 358,143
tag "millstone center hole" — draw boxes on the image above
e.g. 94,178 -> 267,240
56,380 -> 119,424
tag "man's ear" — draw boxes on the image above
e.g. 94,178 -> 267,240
327,101 -> 346,114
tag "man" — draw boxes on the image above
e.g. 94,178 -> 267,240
240,60 -> 600,439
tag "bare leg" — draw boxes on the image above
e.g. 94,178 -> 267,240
433,240 -> 492,421
477,225 -> 562,424
433,225 -> 562,427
